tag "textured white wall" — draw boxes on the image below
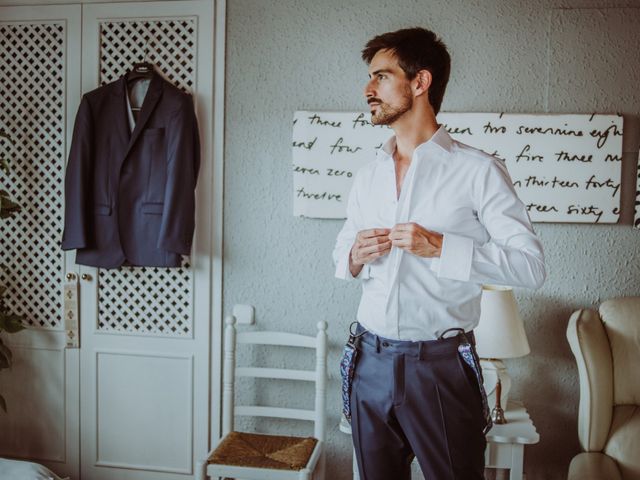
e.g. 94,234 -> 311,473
224,1 -> 640,479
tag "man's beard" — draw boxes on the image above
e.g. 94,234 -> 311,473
370,89 -> 413,125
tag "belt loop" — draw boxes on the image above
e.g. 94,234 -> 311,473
418,342 -> 425,360
375,335 -> 380,353
459,330 -> 476,347
467,330 -> 476,346
439,327 -> 465,340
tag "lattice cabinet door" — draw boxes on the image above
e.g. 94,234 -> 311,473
0,5 -> 82,479
78,2 -> 214,480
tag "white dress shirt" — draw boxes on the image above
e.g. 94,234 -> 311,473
125,78 -> 151,132
333,126 -> 545,341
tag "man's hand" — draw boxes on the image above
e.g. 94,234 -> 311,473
349,228 -> 391,277
389,222 -> 443,258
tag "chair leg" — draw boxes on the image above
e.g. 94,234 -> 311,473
195,460 -> 206,480
299,467 -> 311,479
309,451 -> 326,480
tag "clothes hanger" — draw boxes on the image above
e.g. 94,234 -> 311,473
126,42 -> 155,84
125,43 -> 154,117
126,61 -> 154,83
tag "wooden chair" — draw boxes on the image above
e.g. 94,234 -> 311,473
198,316 -> 327,480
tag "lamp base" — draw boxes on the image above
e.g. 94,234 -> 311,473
490,376 -> 507,424
491,406 -> 507,424
480,359 -> 511,414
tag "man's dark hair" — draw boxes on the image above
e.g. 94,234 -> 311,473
362,27 -> 451,115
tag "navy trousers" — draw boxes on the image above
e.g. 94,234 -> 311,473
350,327 -> 486,480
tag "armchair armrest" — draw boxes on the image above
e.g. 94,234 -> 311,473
566,309 -> 613,452
568,452 -> 622,480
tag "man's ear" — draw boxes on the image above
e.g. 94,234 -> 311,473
413,70 -> 432,97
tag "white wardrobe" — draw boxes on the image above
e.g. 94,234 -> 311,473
0,1 -> 224,478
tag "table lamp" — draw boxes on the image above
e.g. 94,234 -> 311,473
474,285 -> 530,424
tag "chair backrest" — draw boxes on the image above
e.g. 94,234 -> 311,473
221,315 -> 328,442
598,298 -> 640,406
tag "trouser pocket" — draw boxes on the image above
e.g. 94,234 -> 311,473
457,341 -> 492,434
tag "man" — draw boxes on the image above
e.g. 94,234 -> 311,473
333,28 -> 545,480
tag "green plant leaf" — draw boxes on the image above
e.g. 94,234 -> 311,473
0,128 -> 12,141
0,337 -> 11,364
1,197 -> 19,209
0,208 -> 20,219
0,349 -> 9,369
0,394 -> 6,413
1,314 -> 25,334
0,192 -> 20,219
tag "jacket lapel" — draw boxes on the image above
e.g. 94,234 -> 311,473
111,77 -> 131,156
124,72 -> 163,157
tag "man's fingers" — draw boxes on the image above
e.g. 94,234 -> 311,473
360,241 -> 391,256
358,228 -> 391,240
355,241 -> 391,263
362,234 -> 390,246
355,235 -> 389,253
391,238 -> 410,248
351,228 -> 394,266
391,222 -> 415,232
388,231 -> 401,241
389,230 -> 410,241
368,249 -> 390,260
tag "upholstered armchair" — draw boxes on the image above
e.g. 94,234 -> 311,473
566,297 -> 640,480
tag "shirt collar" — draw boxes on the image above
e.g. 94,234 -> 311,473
377,124 -> 454,161
427,125 -> 454,153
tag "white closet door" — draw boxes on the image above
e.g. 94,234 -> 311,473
79,2 -> 214,479
0,5 -> 81,480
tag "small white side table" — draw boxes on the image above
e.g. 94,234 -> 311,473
485,402 -> 539,480
339,402 -> 539,480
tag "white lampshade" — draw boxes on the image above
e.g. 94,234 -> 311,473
475,285 -> 530,359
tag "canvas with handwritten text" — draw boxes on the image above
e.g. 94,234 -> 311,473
292,112 -> 623,223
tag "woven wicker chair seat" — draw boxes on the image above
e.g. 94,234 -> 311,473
208,431 -> 318,471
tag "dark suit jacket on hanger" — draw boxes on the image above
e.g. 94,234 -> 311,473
61,72 -> 200,268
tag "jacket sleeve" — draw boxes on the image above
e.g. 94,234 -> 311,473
61,96 -> 93,250
157,93 -> 201,255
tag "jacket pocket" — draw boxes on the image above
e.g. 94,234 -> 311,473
143,127 -> 165,137
142,202 -> 164,215
94,204 -> 111,216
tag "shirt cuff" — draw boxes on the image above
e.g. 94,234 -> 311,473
433,233 -> 473,281
335,249 -> 371,281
